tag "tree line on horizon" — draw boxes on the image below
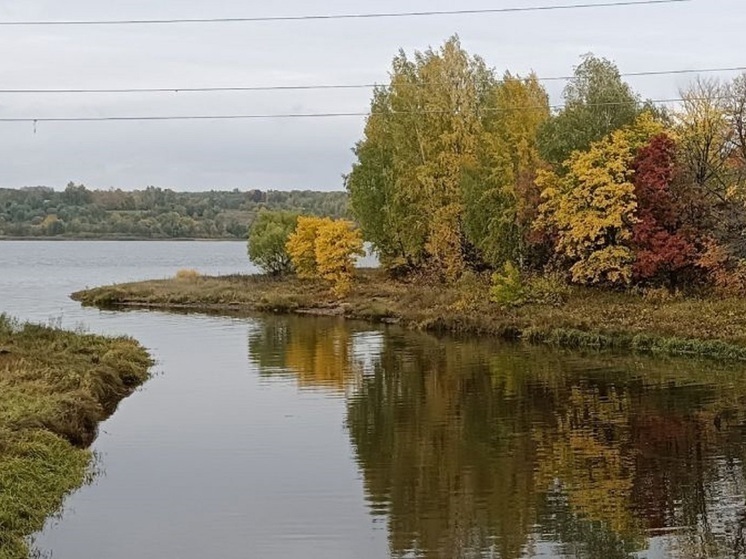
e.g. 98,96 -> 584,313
346,36 -> 746,293
0,185 -> 348,239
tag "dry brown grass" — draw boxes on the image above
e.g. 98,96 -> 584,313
174,268 -> 201,281
73,269 -> 746,360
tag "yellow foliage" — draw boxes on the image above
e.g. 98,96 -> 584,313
315,220 -> 365,296
424,204 -> 466,280
393,38 -> 486,277
286,216 -> 331,278
286,216 -> 364,295
174,268 -> 200,281
284,322 -> 354,393
538,113 -> 663,285
534,386 -> 641,539
675,78 -> 738,199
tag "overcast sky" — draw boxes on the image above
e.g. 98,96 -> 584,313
0,0 -> 743,192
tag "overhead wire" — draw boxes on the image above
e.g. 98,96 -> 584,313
0,65 -> 741,95
0,95 -> 737,124
0,0 -> 690,26
0,0 -> 706,124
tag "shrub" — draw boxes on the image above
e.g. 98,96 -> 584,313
524,273 -> 573,306
247,210 -> 298,275
450,270 -> 490,312
315,220 -> 365,296
490,262 -> 525,306
287,216 -> 364,296
286,216 -> 330,278
175,268 -> 201,281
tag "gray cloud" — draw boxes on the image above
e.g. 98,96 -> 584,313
0,0 -> 742,191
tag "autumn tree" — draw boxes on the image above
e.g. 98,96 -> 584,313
676,78 -> 735,198
538,55 -> 641,167
347,36 -> 500,279
676,77 -> 746,258
462,73 -> 550,269
247,210 -> 297,275
286,216 -> 330,278
315,220 -> 365,296
630,134 -> 698,285
345,89 -> 419,271
538,113 -> 663,286
286,216 -> 364,295
728,74 -> 746,170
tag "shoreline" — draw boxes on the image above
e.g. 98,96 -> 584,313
0,316 -> 152,559
72,270 -> 746,362
0,236 -> 245,242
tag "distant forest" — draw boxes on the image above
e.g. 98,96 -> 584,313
0,184 -> 349,239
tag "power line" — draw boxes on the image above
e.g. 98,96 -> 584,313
543,65 -> 746,82
0,65 -> 740,96
0,0 -> 690,26
0,95 -> 734,124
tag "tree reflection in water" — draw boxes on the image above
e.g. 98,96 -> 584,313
248,316 -> 746,558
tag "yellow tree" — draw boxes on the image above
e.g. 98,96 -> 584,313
287,216 -> 364,295
315,220 -> 365,296
407,37 -> 489,279
538,113 -> 663,285
347,36 -> 500,280
286,216 -> 331,278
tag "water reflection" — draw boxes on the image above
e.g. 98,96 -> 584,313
248,317 -> 746,559
249,316 -> 380,396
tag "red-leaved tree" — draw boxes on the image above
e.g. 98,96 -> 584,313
631,134 -> 698,286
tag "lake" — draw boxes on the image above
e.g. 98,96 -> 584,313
3,241 -> 746,559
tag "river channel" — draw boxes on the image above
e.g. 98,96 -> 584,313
3,241 -> 746,559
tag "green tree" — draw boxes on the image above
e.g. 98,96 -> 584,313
538,54 -> 641,167
62,182 -> 92,206
462,73 -> 550,268
344,89 -> 415,270
247,210 -> 298,275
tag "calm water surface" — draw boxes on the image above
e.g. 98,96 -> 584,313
3,241 -> 746,559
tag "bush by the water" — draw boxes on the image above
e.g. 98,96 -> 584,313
247,210 -> 298,275
175,268 -> 201,281
286,216 -> 364,296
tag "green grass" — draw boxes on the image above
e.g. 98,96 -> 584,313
73,269 -> 746,361
0,315 -> 151,559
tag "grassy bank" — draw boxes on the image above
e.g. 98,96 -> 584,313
0,315 -> 151,559
73,269 -> 746,361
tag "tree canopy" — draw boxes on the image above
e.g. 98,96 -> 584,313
345,37 -> 746,293
537,54 -> 642,167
